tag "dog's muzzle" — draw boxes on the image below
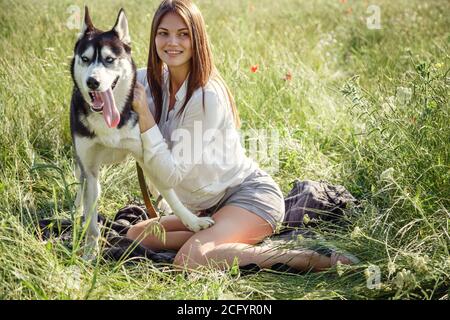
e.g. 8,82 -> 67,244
88,76 -> 120,113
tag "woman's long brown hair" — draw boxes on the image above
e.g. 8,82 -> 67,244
146,0 -> 240,127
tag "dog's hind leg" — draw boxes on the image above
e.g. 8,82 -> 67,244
81,166 -> 101,261
74,154 -> 102,260
74,138 -> 104,261
74,156 -> 85,211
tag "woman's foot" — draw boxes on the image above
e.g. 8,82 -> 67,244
330,251 -> 360,266
309,244 -> 360,270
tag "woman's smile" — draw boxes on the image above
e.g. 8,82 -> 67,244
164,49 -> 184,57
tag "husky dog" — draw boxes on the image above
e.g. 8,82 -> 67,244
70,7 -> 214,259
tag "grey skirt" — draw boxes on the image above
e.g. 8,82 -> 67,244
198,168 -> 285,232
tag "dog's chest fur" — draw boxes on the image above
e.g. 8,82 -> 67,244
82,112 -> 142,156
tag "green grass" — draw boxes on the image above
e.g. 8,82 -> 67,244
0,0 -> 449,300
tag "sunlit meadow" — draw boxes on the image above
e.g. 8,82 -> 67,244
0,0 -> 448,300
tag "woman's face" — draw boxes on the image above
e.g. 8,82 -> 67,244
155,12 -> 193,70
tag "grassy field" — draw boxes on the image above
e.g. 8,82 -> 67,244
0,0 -> 449,300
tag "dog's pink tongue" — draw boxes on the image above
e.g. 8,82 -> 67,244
100,88 -> 120,128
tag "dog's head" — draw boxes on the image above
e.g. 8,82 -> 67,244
71,7 -> 135,128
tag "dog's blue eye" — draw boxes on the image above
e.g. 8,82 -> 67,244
81,56 -> 89,63
105,57 -> 115,63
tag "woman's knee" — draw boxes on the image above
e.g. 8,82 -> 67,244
159,214 -> 191,232
126,219 -> 160,241
172,206 -> 275,269
126,224 -> 143,240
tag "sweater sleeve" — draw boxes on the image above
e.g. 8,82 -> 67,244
140,89 -> 225,189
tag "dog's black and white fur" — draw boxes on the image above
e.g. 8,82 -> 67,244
70,7 -> 214,259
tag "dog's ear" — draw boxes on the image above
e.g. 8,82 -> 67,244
79,6 -> 94,39
112,8 -> 131,46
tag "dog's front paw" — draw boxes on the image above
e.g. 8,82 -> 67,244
184,216 -> 215,232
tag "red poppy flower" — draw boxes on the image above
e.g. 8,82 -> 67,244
250,64 -> 259,73
284,71 -> 293,81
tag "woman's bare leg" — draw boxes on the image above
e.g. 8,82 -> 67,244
205,243 -> 352,271
126,208 -> 355,271
126,215 -> 194,251
130,230 -> 194,251
174,206 -> 355,271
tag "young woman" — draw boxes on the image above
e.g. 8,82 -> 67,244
127,0 -> 355,271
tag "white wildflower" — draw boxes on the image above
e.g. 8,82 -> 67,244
351,226 -> 363,240
336,261 -> 344,277
380,167 -> 395,182
381,96 -> 396,114
388,261 -> 397,276
395,87 -> 412,106
303,214 -> 311,225
394,269 -> 416,290
411,254 -> 430,273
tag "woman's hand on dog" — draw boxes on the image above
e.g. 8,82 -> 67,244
133,82 -> 157,133
132,82 -> 149,115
